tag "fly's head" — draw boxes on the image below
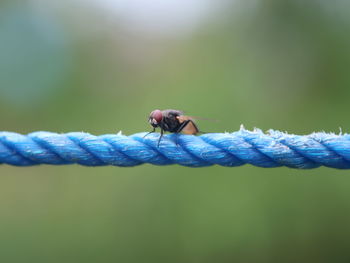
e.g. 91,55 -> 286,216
148,109 -> 163,128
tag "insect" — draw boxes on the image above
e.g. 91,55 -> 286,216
145,109 -> 199,146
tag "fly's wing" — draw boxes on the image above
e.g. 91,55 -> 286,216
163,109 -> 184,117
176,116 -> 199,135
187,116 -> 219,122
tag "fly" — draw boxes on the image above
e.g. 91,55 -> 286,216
145,109 -> 199,146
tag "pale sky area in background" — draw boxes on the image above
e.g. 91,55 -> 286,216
78,0 -> 228,36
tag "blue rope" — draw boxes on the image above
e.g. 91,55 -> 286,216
0,128 -> 350,168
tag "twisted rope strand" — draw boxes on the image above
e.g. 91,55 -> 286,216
0,129 -> 350,168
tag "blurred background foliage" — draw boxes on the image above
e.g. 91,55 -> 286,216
1,0 -> 350,262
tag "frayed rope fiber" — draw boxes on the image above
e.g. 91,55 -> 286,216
1,128 -> 350,168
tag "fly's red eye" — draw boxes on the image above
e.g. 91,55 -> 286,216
151,109 -> 162,123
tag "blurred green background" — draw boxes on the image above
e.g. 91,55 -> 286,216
1,0 -> 350,262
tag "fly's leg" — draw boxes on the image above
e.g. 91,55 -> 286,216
157,128 -> 164,147
143,127 -> 155,138
176,120 -> 197,133
174,120 -> 193,146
